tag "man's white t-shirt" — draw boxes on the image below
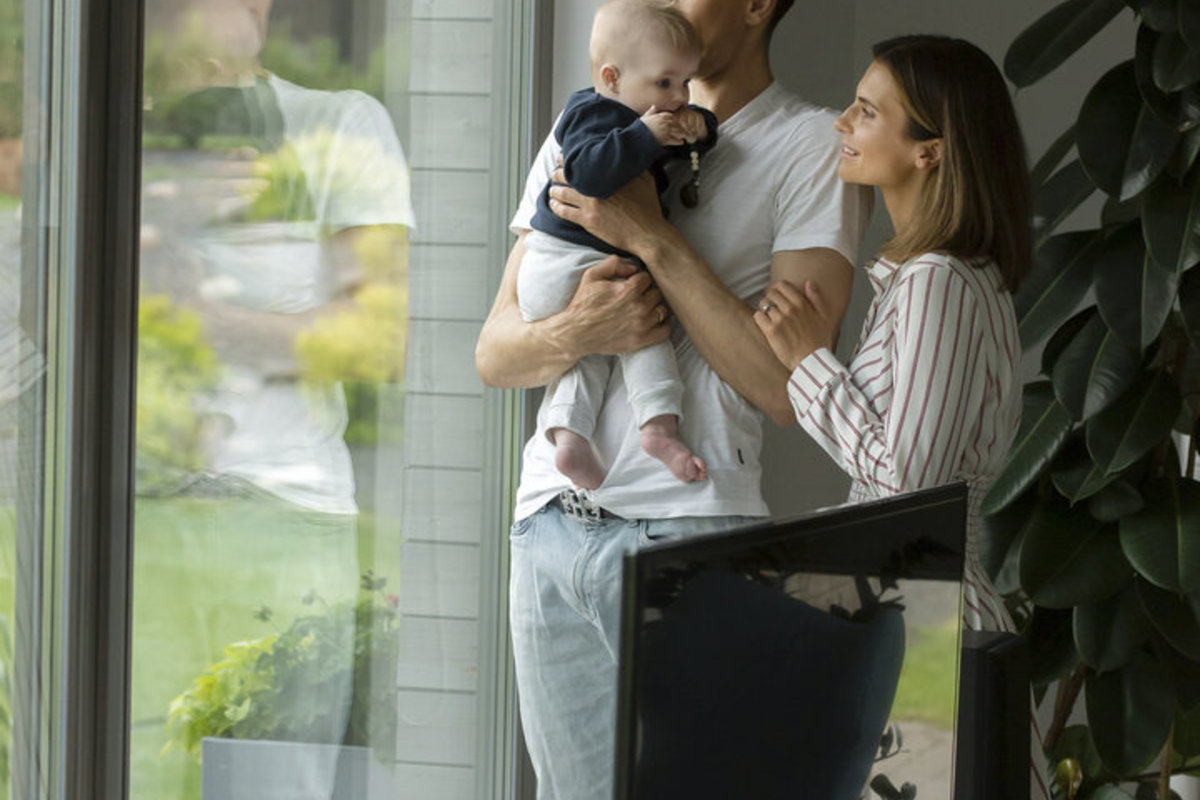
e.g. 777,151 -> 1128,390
510,82 -> 871,521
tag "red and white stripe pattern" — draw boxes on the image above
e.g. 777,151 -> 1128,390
787,252 -> 1052,800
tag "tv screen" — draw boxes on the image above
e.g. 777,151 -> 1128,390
614,483 -> 969,800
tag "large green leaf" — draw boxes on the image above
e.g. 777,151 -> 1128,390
1143,168 -> 1200,273
1154,28 -> 1200,92
1086,652 -> 1176,775
1031,124 -> 1079,188
1181,268 -> 1200,349
1034,160 -> 1098,248
1051,311 -> 1142,420
1136,24 -> 1200,130
1029,605 -> 1080,685
1119,474 -> 1200,591
1182,0 -> 1200,49
1043,306 -> 1099,375
1177,701 -> 1200,758
1052,725 -> 1113,785
980,490 -> 1037,593
1016,230 -> 1100,349
1088,480 -> 1145,521
1019,500 -> 1133,608
1093,224 -> 1178,348
981,382 -> 1075,514
1053,453 -> 1120,503
1078,61 -> 1179,200
1175,123 -> 1200,179
1004,0 -> 1131,87
1142,0 -> 1181,33
1136,579 -> 1200,659
1103,193 -> 1145,229
1086,371 -> 1182,474
1074,582 -> 1153,672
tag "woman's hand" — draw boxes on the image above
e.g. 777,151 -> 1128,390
753,279 -> 838,371
548,167 -> 667,255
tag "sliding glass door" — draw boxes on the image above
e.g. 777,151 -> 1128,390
129,1 -> 532,799
2,0 -> 539,798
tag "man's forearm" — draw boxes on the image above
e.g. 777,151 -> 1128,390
639,232 -> 798,426
475,233 -> 671,389
476,303 -> 580,389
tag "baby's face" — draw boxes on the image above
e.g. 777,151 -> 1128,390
608,46 -> 699,115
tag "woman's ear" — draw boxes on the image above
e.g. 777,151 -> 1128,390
600,64 -> 620,93
915,139 -> 943,171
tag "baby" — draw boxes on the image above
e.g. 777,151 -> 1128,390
518,0 -> 718,490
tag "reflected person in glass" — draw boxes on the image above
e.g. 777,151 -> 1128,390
137,0 -> 412,792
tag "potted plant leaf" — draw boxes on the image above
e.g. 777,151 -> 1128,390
982,1 -> 1200,798
164,571 -> 399,800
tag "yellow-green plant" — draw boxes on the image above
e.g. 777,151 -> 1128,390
136,294 -> 221,490
295,283 -> 406,445
164,572 -> 399,758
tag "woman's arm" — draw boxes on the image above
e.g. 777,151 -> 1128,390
474,230 -> 670,388
778,267 -> 987,494
547,177 -> 854,426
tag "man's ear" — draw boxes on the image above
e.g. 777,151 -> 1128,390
600,64 -> 620,93
745,0 -> 775,27
915,139 -> 943,170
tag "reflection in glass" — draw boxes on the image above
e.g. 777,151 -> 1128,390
134,0 -> 411,796
617,492 -> 967,800
0,0 -> 28,795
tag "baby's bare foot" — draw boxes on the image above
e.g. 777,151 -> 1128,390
640,415 -> 707,483
552,428 -> 607,490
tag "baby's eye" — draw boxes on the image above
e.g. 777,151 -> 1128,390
656,79 -> 671,89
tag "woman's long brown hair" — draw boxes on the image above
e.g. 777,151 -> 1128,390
873,35 -> 1033,291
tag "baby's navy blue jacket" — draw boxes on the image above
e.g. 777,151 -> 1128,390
530,88 -> 718,259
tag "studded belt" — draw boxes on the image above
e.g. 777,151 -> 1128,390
551,488 -> 622,522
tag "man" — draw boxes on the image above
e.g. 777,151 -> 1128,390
475,1 -> 870,797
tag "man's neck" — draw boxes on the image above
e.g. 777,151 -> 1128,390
687,49 -> 774,124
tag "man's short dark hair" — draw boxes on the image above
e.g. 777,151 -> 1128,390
769,0 -> 795,33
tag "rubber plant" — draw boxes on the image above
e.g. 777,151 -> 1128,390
981,0 -> 1200,798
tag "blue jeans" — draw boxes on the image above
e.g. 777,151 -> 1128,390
508,504 -> 751,800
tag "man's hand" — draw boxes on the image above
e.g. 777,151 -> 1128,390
548,169 -> 664,256
565,256 -> 673,357
641,105 -> 689,146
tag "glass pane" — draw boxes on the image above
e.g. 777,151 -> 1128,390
0,0 -> 25,794
132,1 -> 512,799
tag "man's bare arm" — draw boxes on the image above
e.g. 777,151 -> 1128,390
546,176 -> 854,425
642,233 -> 853,426
474,230 -> 671,389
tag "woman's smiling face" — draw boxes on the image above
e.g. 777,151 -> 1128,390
833,61 -> 928,190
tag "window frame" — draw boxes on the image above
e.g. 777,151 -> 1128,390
13,0 -> 554,798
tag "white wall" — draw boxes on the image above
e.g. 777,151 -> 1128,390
544,0 -> 1136,519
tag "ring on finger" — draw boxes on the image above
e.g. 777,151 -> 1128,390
656,306 -> 667,325
760,301 -> 773,313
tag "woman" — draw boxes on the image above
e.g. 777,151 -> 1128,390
550,34 -> 1051,799
754,35 -> 1050,799
755,36 -> 1029,634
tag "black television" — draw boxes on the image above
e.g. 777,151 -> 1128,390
613,483 -> 1029,800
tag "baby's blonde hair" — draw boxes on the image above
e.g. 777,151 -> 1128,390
590,0 -> 701,67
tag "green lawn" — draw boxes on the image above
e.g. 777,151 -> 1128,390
889,619 -> 960,730
127,495 -> 400,800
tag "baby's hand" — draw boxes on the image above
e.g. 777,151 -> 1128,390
641,106 -> 687,147
675,108 -> 709,144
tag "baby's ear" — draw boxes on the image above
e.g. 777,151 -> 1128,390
600,64 -> 620,93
